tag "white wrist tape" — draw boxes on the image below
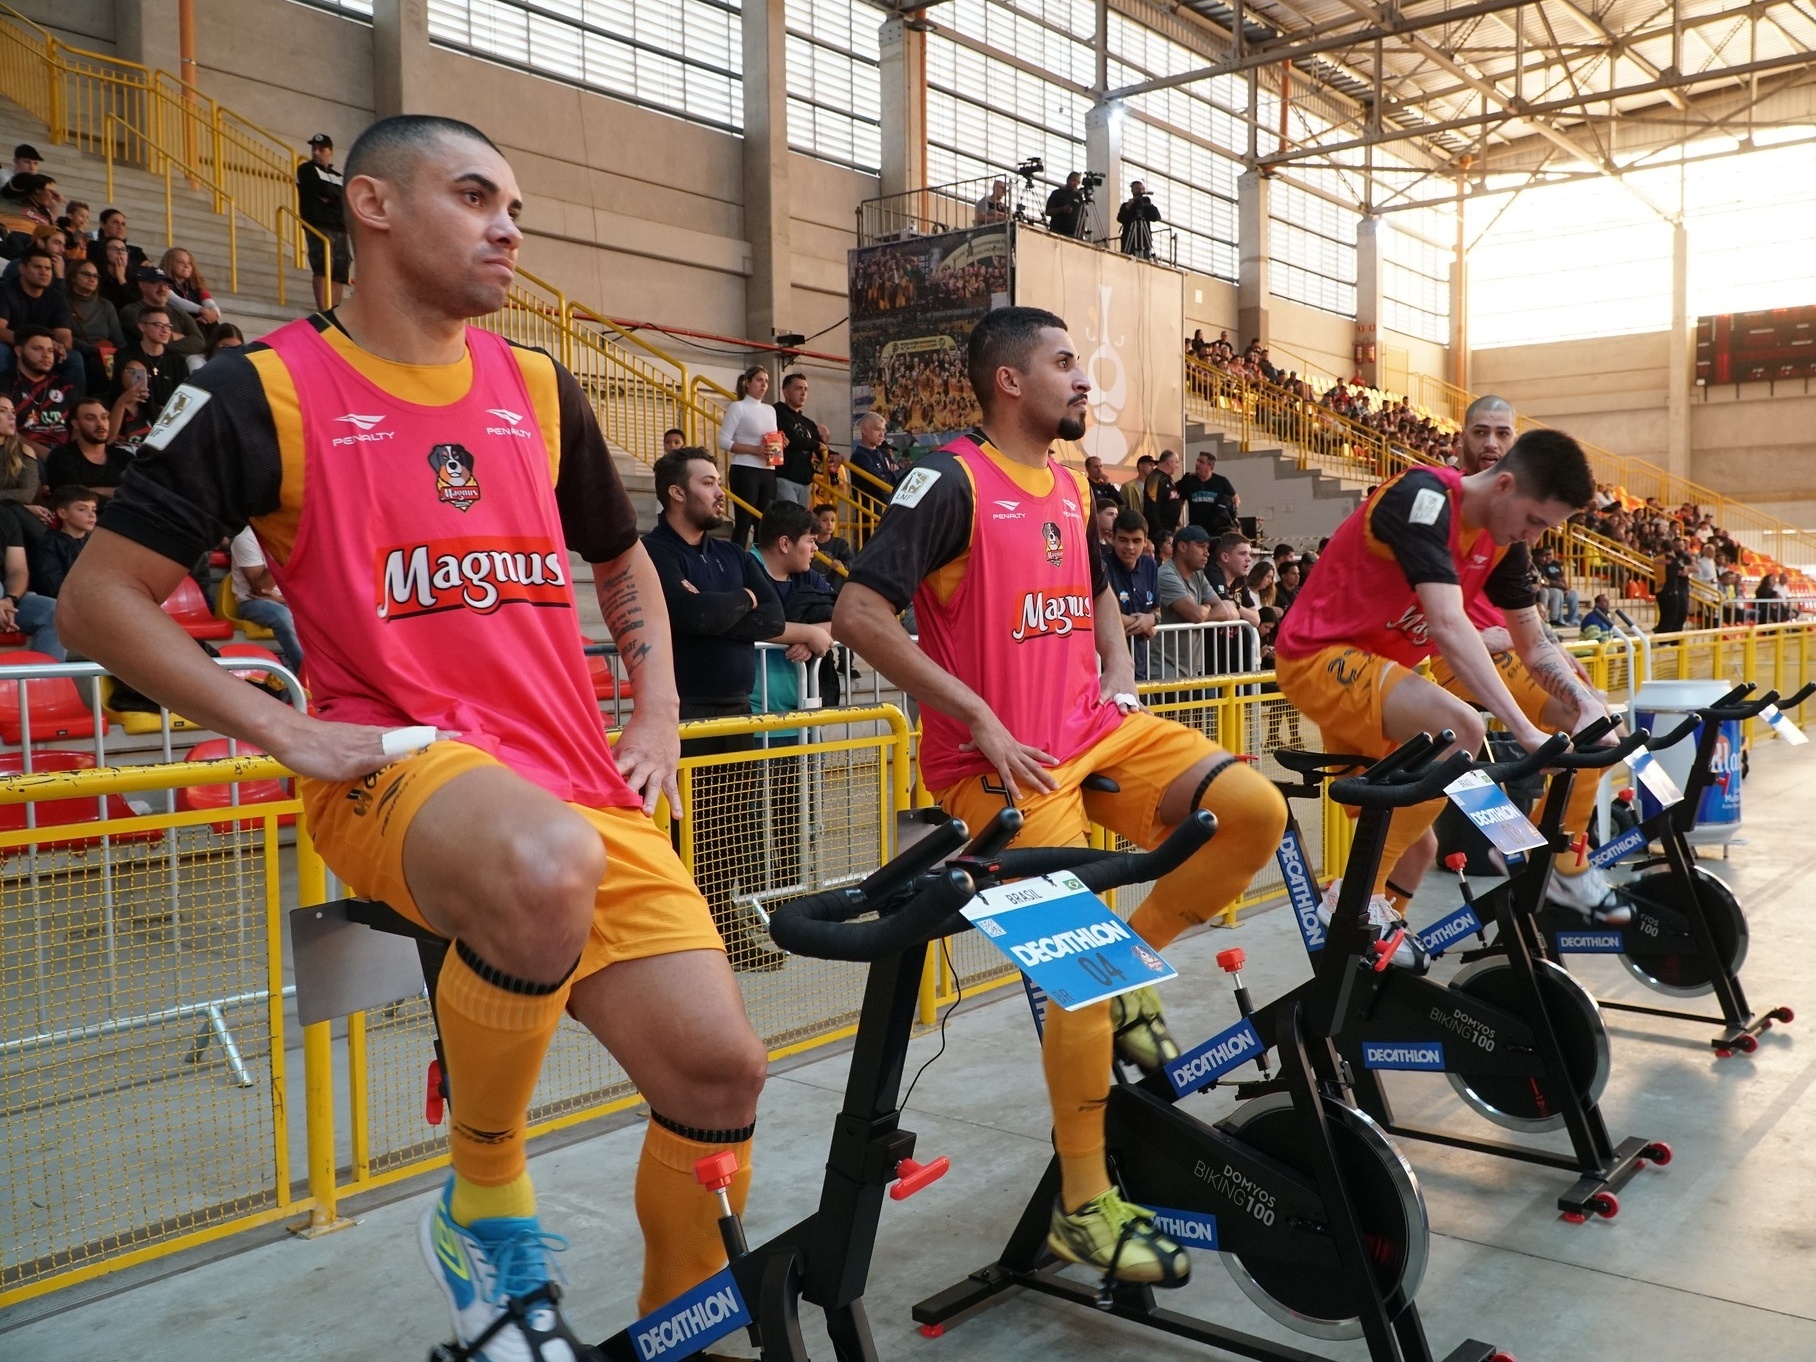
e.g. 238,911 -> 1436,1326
381,726 -> 437,759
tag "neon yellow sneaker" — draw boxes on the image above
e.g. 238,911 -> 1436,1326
1109,985 -> 1179,1075
1047,1188 -> 1191,1286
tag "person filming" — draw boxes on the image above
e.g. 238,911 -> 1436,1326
1118,181 -> 1160,258
1045,172 -> 1086,239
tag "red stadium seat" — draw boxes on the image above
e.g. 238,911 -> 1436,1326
0,750 -> 153,849
0,651 -> 99,745
176,738 -> 295,832
162,576 -> 234,640
0,631 -> 25,648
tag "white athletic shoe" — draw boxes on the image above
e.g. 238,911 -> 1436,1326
1545,863 -> 1634,925
1315,879 -> 1429,971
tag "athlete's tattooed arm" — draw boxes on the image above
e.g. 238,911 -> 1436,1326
593,542 -> 683,815
1505,604 -> 1610,733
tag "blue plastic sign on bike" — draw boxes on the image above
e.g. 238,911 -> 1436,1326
630,1266 -> 751,1360
1443,770 -> 1547,857
965,872 -> 1176,1011
1759,703 -> 1810,747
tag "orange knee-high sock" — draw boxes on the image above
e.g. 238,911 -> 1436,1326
1042,1001 -> 1114,1212
1372,798 -> 1448,896
1129,758 -> 1286,949
635,1118 -> 754,1315
1552,775 -> 1602,877
437,941 -> 574,1219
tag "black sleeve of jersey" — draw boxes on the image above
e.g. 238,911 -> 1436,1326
1484,542 -> 1539,611
845,454 -> 973,610
1369,471 -> 1458,590
99,352 -> 281,568
552,363 -> 641,563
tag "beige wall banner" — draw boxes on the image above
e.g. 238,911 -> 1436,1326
1014,228 -> 1185,468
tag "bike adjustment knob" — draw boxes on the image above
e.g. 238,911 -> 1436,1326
1216,948 -> 1246,973
694,1150 -> 741,1193
1444,852 -> 1469,873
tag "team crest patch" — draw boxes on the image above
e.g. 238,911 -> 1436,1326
429,443 -> 481,511
1041,520 -> 1064,566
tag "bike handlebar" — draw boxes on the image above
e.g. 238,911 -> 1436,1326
1328,731 -> 1570,808
1644,713 -> 1703,752
766,810 -> 1218,963
1704,688 -> 1787,721
1550,724 -> 1652,770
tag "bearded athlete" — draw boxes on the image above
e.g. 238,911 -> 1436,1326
1408,396 -> 1629,923
1273,428 -> 1610,954
60,116 -> 767,1361
834,306 -> 1287,1287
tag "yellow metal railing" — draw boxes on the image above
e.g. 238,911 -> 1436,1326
273,204 -> 333,310
103,113 -> 238,293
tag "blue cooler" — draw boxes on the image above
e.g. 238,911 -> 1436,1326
1633,679 -> 1743,843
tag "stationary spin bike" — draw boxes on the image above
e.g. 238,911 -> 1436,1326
912,737 -> 1524,1362
1533,681 -> 1813,1056
1262,722 -> 1671,1222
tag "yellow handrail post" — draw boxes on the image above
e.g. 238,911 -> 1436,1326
45,34 -> 62,143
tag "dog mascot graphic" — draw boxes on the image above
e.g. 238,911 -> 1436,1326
429,443 -> 482,512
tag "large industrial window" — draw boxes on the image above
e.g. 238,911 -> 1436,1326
785,0 -> 880,173
1382,203 -> 1452,346
1270,177 -> 1357,318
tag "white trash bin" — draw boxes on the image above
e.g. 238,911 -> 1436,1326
1631,679 -> 1744,847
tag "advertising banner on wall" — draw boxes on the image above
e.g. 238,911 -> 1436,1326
848,225 -> 1010,460
1013,230 -> 1185,470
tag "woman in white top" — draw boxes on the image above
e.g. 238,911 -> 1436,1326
720,365 -> 781,548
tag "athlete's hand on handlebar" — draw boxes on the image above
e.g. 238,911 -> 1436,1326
959,710 -> 1059,799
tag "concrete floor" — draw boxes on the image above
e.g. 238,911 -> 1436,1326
5,741 -> 1816,1362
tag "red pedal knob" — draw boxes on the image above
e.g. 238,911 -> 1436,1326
1616,787 -> 1636,803
1216,948 -> 1246,972
425,1059 -> 445,1126
1570,833 -> 1589,868
1370,929 -> 1406,974
694,1150 -> 741,1192
1235,753 -> 1259,764
889,1156 -> 951,1200
1444,852 -> 1469,873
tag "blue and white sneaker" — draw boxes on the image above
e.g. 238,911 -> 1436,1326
420,1181 -> 596,1362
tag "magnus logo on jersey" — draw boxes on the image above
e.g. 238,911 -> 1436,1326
1010,589 -> 1092,642
428,444 -> 482,511
376,537 -> 569,620
1041,520 -> 1064,565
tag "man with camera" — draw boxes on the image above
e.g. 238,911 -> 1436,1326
1118,181 -> 1160,258
1045,171 -> 1087,239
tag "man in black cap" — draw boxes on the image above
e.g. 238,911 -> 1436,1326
296,133 -> 348,309
1,143 -> 39,193
119,267 -> 205,359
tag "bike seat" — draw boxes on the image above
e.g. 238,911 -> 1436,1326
1081,773 -> 1121,793
1274,749 -> 1372,779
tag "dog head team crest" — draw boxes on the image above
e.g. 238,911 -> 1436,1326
428,443 -> 481,511
1041,520 -> 1063,566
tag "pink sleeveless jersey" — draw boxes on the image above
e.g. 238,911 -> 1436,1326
1274,465 -> 1507,669
256,320 -> 637,809
915,437 -> 1122,791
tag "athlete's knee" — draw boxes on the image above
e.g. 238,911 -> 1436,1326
659,1027 -> 767,1127
1195,759 -> 1287,865
1441,706 -> 1488,759
489,813 -> 604,953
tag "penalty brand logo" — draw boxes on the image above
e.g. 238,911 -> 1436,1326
485,406 -> 534,439
1148,1207 -> 1219,1250
631,1269 -> 751,1360
333,412 -> 394,445
1275,830 -> 1323,953
1555,930 -> 1625,953
1589,825 -> 1648,870
1361,1042 -> 1445,1071
1166,1018 -> 1263,1095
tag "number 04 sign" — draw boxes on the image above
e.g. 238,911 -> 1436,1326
964,872 -> 1177,1011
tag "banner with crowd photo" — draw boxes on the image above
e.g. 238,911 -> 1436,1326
1012,229 -> 1185,470
848,224 -> 1010,461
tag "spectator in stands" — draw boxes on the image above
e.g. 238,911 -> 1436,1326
1143,448 -> 1183,542
204,323 -> 244,361
1756,572 -> 1797,625
849,412 -> 903,511
296,134 -> 348,309
65,258 -> 123,384
1045,172 -> 1085,238
94,209 -> 146,277
1692,542 -> 1720,587
642,447 -> 786,970
0,518 -> 61,658
94,237 -> 137,313
57,201 -> 88,259
1095,500 -> 1119,548
6,223 -> 68,284
121,268 -> 206,362
771,372 -> 822,506
812,503 -> 852,579
107,358 -> 154,449
1209,530 -> 1261,671
0,247 -> 81,389
1104,508 -> 1159,680
662,427 -> 686,456
0,143 -> 39,193
1118,181 -> 1160,258
1175,449 -> 1239,534
1156,524 -> 1232,676
720,365 -> 781,549
1122,453 -> 1154,517
159,247 -> 221,329
1655,538 -> 1692,635
227,526 -> 304,673
811,445 -> 850,509
26,484 -> 95,600
1083,453 -> 1121,511
1247,561 -> 1279,667
115,308 -> 187,417
7,327 -> 74,451
1578,593 -> 1616,639
1153,525 -> 1173,566
1534,545 -> 1578,625
6,174 -> 62,230
45,395 -> 132,498
749,500 -> 835,711
1275,557 -> 1301,614
974,178 -> 1009,225
0,395 -> 47,546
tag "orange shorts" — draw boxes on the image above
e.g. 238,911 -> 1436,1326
300,741 -> 723,983
1274,645 -> 1414,761
1428,650 -> 1552,729
934,709 -> 1220,852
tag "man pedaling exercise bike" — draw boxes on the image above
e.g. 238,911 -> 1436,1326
834,305 -> 1290,1289
1273,420 -> 1617,971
